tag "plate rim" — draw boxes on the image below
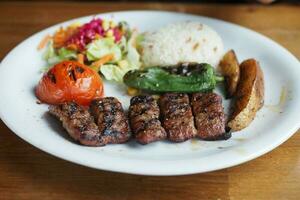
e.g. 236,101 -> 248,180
0,10 -> 300,176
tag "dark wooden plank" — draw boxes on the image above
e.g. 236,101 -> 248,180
0,1 -> 299,200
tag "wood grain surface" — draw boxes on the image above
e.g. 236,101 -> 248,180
0,1 -> 299,200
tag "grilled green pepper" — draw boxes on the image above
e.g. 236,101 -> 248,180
123,63 -> 223,93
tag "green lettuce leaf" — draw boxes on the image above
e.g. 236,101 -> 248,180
43,40 -> 59,64
99,33 -> 141,82
86,37 -> 122,62
43,40 -> 77,65
100,64 -> 126,82
57,47 -> 77,60
125,32 -> 141,69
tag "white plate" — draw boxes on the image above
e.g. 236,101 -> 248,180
0,11 -> 300,176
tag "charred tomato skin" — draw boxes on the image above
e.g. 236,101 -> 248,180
35,61 -> 104,106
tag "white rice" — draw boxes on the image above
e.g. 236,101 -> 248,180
140,21 -> 224,67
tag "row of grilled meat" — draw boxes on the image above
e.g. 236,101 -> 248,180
49,92 -> 231,146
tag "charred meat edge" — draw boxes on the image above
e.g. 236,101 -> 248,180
49,102 -> 106,146
159,93 -> 197,142
129,95 -> 167,144
90,97 -> 131,144
190,92 -> 230,140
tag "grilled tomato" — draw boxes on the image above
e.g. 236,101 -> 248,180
36,61 -> 104,106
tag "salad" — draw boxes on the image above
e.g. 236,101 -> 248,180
38,18 -> 141,82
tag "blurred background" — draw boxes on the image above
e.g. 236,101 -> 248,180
0,1 -> 299,200
2,0 -> 300,3
0,0 -> 299,3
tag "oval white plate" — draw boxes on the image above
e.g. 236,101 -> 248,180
0,11 -> 300,176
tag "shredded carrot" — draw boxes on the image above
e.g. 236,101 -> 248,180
95,33 -> 101,40
37,34 -> 51,50
53,27 -> 66,48
66,44 -> 78,51
91,54 -> 114,71
53,26 -> 78,49
77,54 -> 84,64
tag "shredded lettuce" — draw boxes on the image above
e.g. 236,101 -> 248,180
43,40 -> 77,65
135,33 -> 145,48
126,32 -> 141,70
86,37 -> 122,62
118,36 -> 128,56
87,34 -> 141,82
43,40 -> 59,64
57,48 -> 77,60
42,28 -> 142,83
119,21 -> 131,39
100,64 -> 126,82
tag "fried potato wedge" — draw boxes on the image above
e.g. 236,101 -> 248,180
227,59 -> 264,131
219,50 -> 240,98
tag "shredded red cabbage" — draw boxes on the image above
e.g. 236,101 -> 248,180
113,28 -> 122,42
66,18 -> 122,51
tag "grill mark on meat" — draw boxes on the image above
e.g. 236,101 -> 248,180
49,98 -> 131,146
49,102 -> 105,146
166,103 -> 189,118
138,105 -> 151,116
191,92 -> 229,140
134,118 -> 157,133
130,95 -> 153,104
49,93 -> 231,146
159,93 -> 197,142
90,97 -> 131,144
129,95 -> 167,144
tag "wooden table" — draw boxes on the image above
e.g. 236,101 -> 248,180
0,1 -> 299,199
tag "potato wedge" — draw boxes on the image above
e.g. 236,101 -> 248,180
219,50 -> 240,98
227,59 -> 264,131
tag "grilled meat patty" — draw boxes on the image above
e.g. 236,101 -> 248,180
49,93 -> 230,146
191,92 -> 230,140
159,93 -> 197,142
90,97 -> 131,144
129,95 -> 167,144
49,102 -> 106,146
